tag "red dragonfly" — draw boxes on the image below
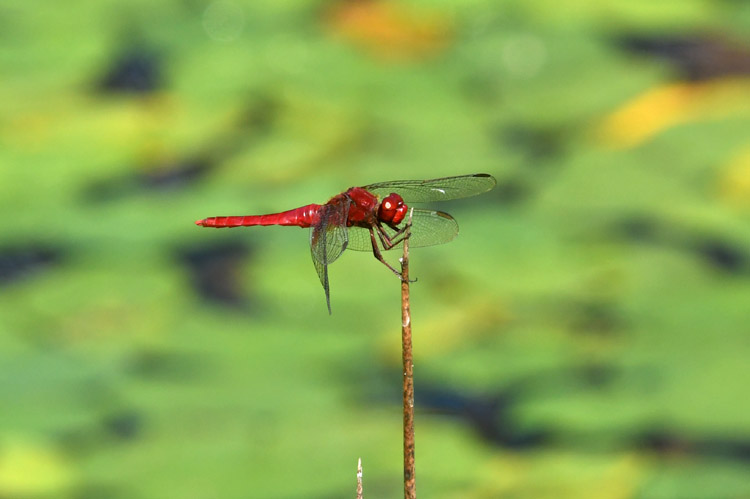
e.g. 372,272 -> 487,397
195,173 -> 496,313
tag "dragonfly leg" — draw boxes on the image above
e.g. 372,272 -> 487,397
375,219 -> 412,250
368,228 -> 402,277
372,225 -> 418,283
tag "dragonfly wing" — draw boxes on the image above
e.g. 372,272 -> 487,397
310,201 -> 350,314
363,173 -> 496,203
347,209 -> 458,252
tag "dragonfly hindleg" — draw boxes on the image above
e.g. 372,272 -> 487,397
371,223 -> 417,283
368,228 -> 402,277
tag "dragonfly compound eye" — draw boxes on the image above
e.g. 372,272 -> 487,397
379,193 -> 407,224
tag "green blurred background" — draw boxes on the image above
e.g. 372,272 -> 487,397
1,1 -> 749,497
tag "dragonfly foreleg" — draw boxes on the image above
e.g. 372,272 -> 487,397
375,221 -> 412,250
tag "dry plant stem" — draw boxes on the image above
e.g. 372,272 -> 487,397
401,209 -> 416,499
356,458 -> 363,499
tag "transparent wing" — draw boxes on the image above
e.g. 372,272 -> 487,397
362,173 -> 496,203
347,209 -> 458,252
310,201 -> 350,314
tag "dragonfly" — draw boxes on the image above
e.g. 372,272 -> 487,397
195,173 -> 496,313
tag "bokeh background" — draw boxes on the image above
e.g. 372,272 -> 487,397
2,1 -> 750,497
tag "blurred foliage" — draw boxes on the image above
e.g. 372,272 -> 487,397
1,0 -> 749,497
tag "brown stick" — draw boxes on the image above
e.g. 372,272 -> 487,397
356,458 -> 363,499
401,209 -> 416,499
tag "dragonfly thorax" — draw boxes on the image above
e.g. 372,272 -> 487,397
378,193 -> 408,226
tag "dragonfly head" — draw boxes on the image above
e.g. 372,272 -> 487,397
378,193 -> 408,225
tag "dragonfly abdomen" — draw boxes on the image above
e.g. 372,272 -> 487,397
195,204 -> 322,228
